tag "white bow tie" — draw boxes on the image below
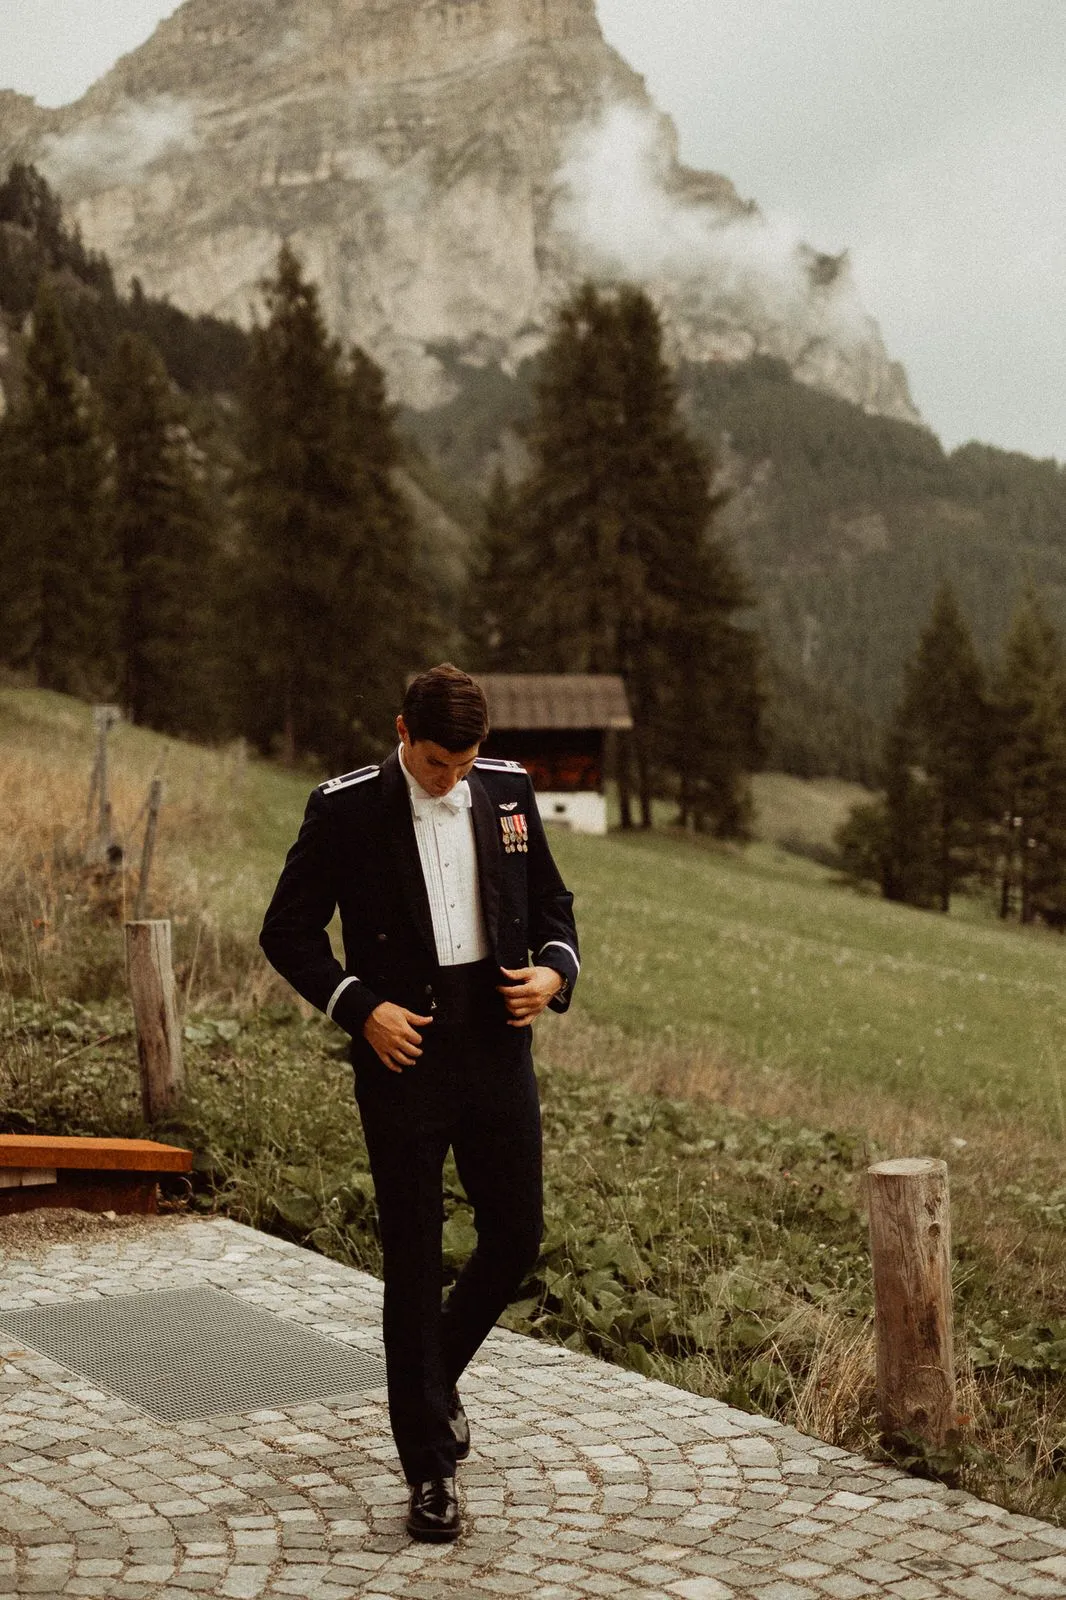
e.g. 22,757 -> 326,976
411,781 -> 472,819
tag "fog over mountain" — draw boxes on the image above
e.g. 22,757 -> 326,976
0,0 -> 915,421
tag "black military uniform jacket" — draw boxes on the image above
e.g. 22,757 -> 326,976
260,750 -> 580,1042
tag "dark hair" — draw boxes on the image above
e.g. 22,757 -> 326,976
403,663 -> 489,751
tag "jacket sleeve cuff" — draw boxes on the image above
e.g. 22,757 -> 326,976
537,941 -> 580,1014
326,976 -> 382,1037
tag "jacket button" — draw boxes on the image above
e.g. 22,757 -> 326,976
424,984 -> 433,996
377,933 -> 388,943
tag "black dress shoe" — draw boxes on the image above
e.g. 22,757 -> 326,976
449,1388 -> 470,1461
406,1475 -> 461,1542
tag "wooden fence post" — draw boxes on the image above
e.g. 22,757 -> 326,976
133,776 -> 163,921
125,919 -> 184,1122
867,1157 -> 956,1451
87,705 -> 121,866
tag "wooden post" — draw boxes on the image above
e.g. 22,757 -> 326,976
125,919 -> 184,1122
867,1157 -> 956,1451
86,746 -> 100,823
133,777 -> 163,921
87,705 -> 121,865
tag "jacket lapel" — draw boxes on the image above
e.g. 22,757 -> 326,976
470,769 -> 502,957
380,750 -> 436,962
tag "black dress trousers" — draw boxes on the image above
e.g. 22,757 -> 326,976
352,960 -> 544,1485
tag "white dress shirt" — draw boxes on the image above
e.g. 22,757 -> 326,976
399,746 -> 490,967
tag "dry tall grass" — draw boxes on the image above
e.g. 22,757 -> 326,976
0,718 -> 281,1010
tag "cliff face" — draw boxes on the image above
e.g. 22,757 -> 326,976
0,0 -> 916,420
100,0 -> 606,97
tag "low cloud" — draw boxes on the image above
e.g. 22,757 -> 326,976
40,95 -> 197,187
555,102 -> 869,341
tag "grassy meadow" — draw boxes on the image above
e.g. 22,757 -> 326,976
2,687 -> 1065,1523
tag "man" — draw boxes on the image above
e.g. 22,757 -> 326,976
260,664 -> 579,1541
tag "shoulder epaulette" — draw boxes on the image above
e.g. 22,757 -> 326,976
320,765 -> 380,795
475,758 -> 525,773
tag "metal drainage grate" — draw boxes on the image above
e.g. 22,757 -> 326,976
0,1285 -> 386,1423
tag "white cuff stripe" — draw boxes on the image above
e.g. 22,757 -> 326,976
325,976 -> 359,1021
538,941 -> 580,975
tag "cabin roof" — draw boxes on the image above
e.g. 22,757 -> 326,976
477,674 -> 633,731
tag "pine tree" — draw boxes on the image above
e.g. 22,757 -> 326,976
887,582 -> 989,911
237,245 -> 420,768
989,589 -> 1066,923
99,332 -> 219,735
504,282 -> 760,832
512,284 -> 626,672
666,600 -> 764,835
0,162 -> 113,320
876,721 -> 940,905
340,345 -> 432,749
0,416 -> 33,668
0,281 -> 118,695
650,468 -> 763,835
464,470 -> 520,672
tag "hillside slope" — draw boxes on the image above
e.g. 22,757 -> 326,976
3,686 -> 1063,1131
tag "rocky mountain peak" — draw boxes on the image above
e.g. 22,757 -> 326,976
0,0 -> 916,425
85,0 -> 604,105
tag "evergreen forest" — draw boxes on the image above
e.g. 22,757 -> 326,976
838,581 -> 1066,925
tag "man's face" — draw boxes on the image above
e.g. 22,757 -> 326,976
397,715 -> 480,797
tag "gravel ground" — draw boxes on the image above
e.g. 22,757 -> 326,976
0,1203 -> 198,1260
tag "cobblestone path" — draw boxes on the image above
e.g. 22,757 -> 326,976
1,1218 -> 1064,1599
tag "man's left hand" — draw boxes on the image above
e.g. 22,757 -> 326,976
497,965 -> 564,1027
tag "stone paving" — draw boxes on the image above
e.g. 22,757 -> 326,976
1,1217 -> 1065,1600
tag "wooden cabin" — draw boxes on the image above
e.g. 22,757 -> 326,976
476,674 -> 632,834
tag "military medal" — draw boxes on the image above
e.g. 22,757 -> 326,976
500,813 -> 528,853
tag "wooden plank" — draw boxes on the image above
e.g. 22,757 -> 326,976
0,1135 -> 192,1174
0,1171 -> 159,1216
0,1169 -> 58,1189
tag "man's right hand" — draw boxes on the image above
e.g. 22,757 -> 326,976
363,1003 -> 433,1072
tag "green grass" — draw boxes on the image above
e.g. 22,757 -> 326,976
6,684 -> 1065,1129
750,770 -> 869,852
544,826 -> 1066,1132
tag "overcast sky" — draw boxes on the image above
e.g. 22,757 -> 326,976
4,0 -> 1065,462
